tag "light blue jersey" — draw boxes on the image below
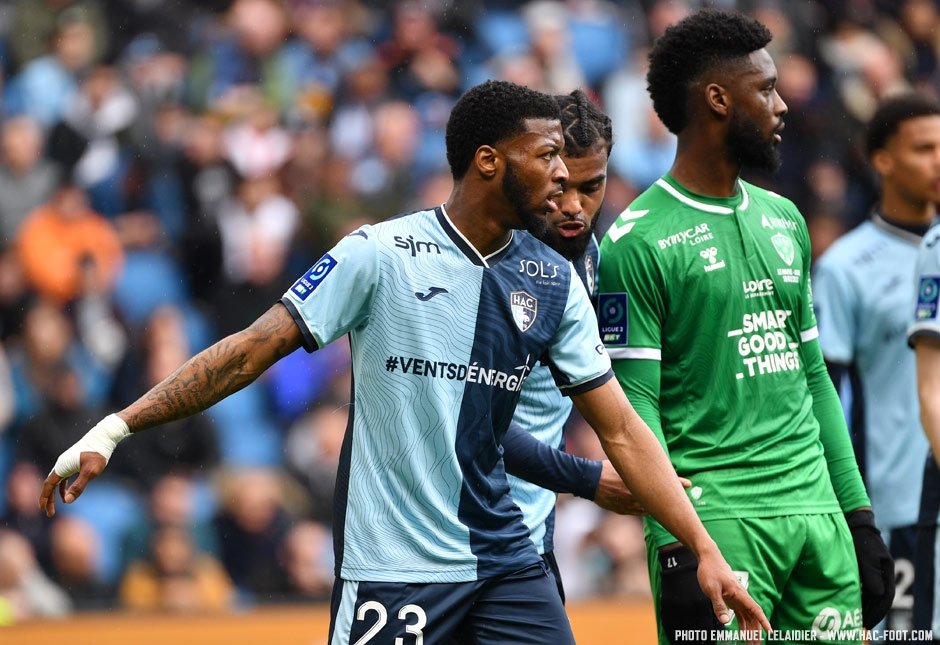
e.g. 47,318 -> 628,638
507,236 -> 599,554
281,207 -> 613,583
910,223 -> 940,347
815,214 -> 929,529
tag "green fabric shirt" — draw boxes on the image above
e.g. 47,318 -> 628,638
597,175 -> 869,547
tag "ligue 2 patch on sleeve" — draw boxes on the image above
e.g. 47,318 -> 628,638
290,254 -> 337,301
916,276 -> 940,321
598,292 -> 628,345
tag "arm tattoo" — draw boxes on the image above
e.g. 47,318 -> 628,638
122,304 -> 301,432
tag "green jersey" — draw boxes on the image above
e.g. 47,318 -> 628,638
598,174 -> 848,546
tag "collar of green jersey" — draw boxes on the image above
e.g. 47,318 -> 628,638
656,174 -> 751,215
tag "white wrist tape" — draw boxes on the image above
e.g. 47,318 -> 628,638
52,414 -> 131,478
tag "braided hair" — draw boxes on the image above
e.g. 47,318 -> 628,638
555,89 -> 613,158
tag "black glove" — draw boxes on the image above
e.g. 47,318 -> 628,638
846,509 -> 895,629
659,544 -> 724,645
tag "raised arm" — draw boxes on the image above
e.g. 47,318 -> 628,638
122,303 -> 301,430
571,378 -> 771,638
39,303 -> 303,516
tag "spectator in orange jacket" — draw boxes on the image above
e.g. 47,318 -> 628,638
17,182 -> 123,304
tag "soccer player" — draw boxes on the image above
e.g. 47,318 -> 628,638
596,9 -> 893,644
500,89 -> 676,605
905,106 -> 940,643
818,92 -> 940,639
39,80 -> 768,644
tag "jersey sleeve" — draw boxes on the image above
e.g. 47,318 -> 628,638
596,236 -> 665,360
795,211 -> 869,512
544,270 -> 613,396
280,228 -> 378,351
795,215 -> 820,344
813,252 -> 857,364
598,235 -> 674,546
501,422 -> 602,500
909,228 -> 940,346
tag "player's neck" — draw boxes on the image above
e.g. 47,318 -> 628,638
669,143 -> 741,197
444,187 -> 514,257
879,185 -> 936,228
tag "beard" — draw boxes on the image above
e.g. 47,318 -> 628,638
503,160 -> 551,238
532,211 -> 599,261
727,110 -> 782,173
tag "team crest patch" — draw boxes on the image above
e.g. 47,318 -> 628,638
771,233 -> 795,266
510,291 -> 538,332
916,276 -> 940,320
290,254 -> 337,301
598,292 -> 628,345
584,255 -> 596,296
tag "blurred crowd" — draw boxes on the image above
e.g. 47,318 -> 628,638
0,0 -> 935,622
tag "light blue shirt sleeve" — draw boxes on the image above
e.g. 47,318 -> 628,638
813,254 -> 857,364
910,230 -> 940,344
281,227 -> 378,350
546,267 -> 613,395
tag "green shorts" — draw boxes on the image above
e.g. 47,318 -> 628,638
647,513 -> 863,644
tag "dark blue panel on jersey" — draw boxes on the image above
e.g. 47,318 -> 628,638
573,235 -> 600,300
914,457 -> 940,631
332,339 -> 356,577
543,506 -> 557,555
455,233 -> 572,577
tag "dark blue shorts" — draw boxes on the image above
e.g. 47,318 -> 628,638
914,456 -> 940,641
328,561 -> 574,644
542,550 -> 566,604
881,524 -> 917,642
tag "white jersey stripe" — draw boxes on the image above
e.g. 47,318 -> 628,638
800,326 -> 819,343
655,178 -> 734,215
608,347 -> 662,360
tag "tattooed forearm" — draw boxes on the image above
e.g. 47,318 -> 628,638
119,303 -> 303,432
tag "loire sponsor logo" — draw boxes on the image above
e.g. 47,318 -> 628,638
743,278 -> 775,299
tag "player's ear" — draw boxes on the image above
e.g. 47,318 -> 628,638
475,145 -> 500,179
871,149 -> 892,177
705,82 -> 731,119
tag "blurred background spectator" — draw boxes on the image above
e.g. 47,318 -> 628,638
118,523 -> 233,613
0,529 -> 71,621
0,0 -> 933,620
